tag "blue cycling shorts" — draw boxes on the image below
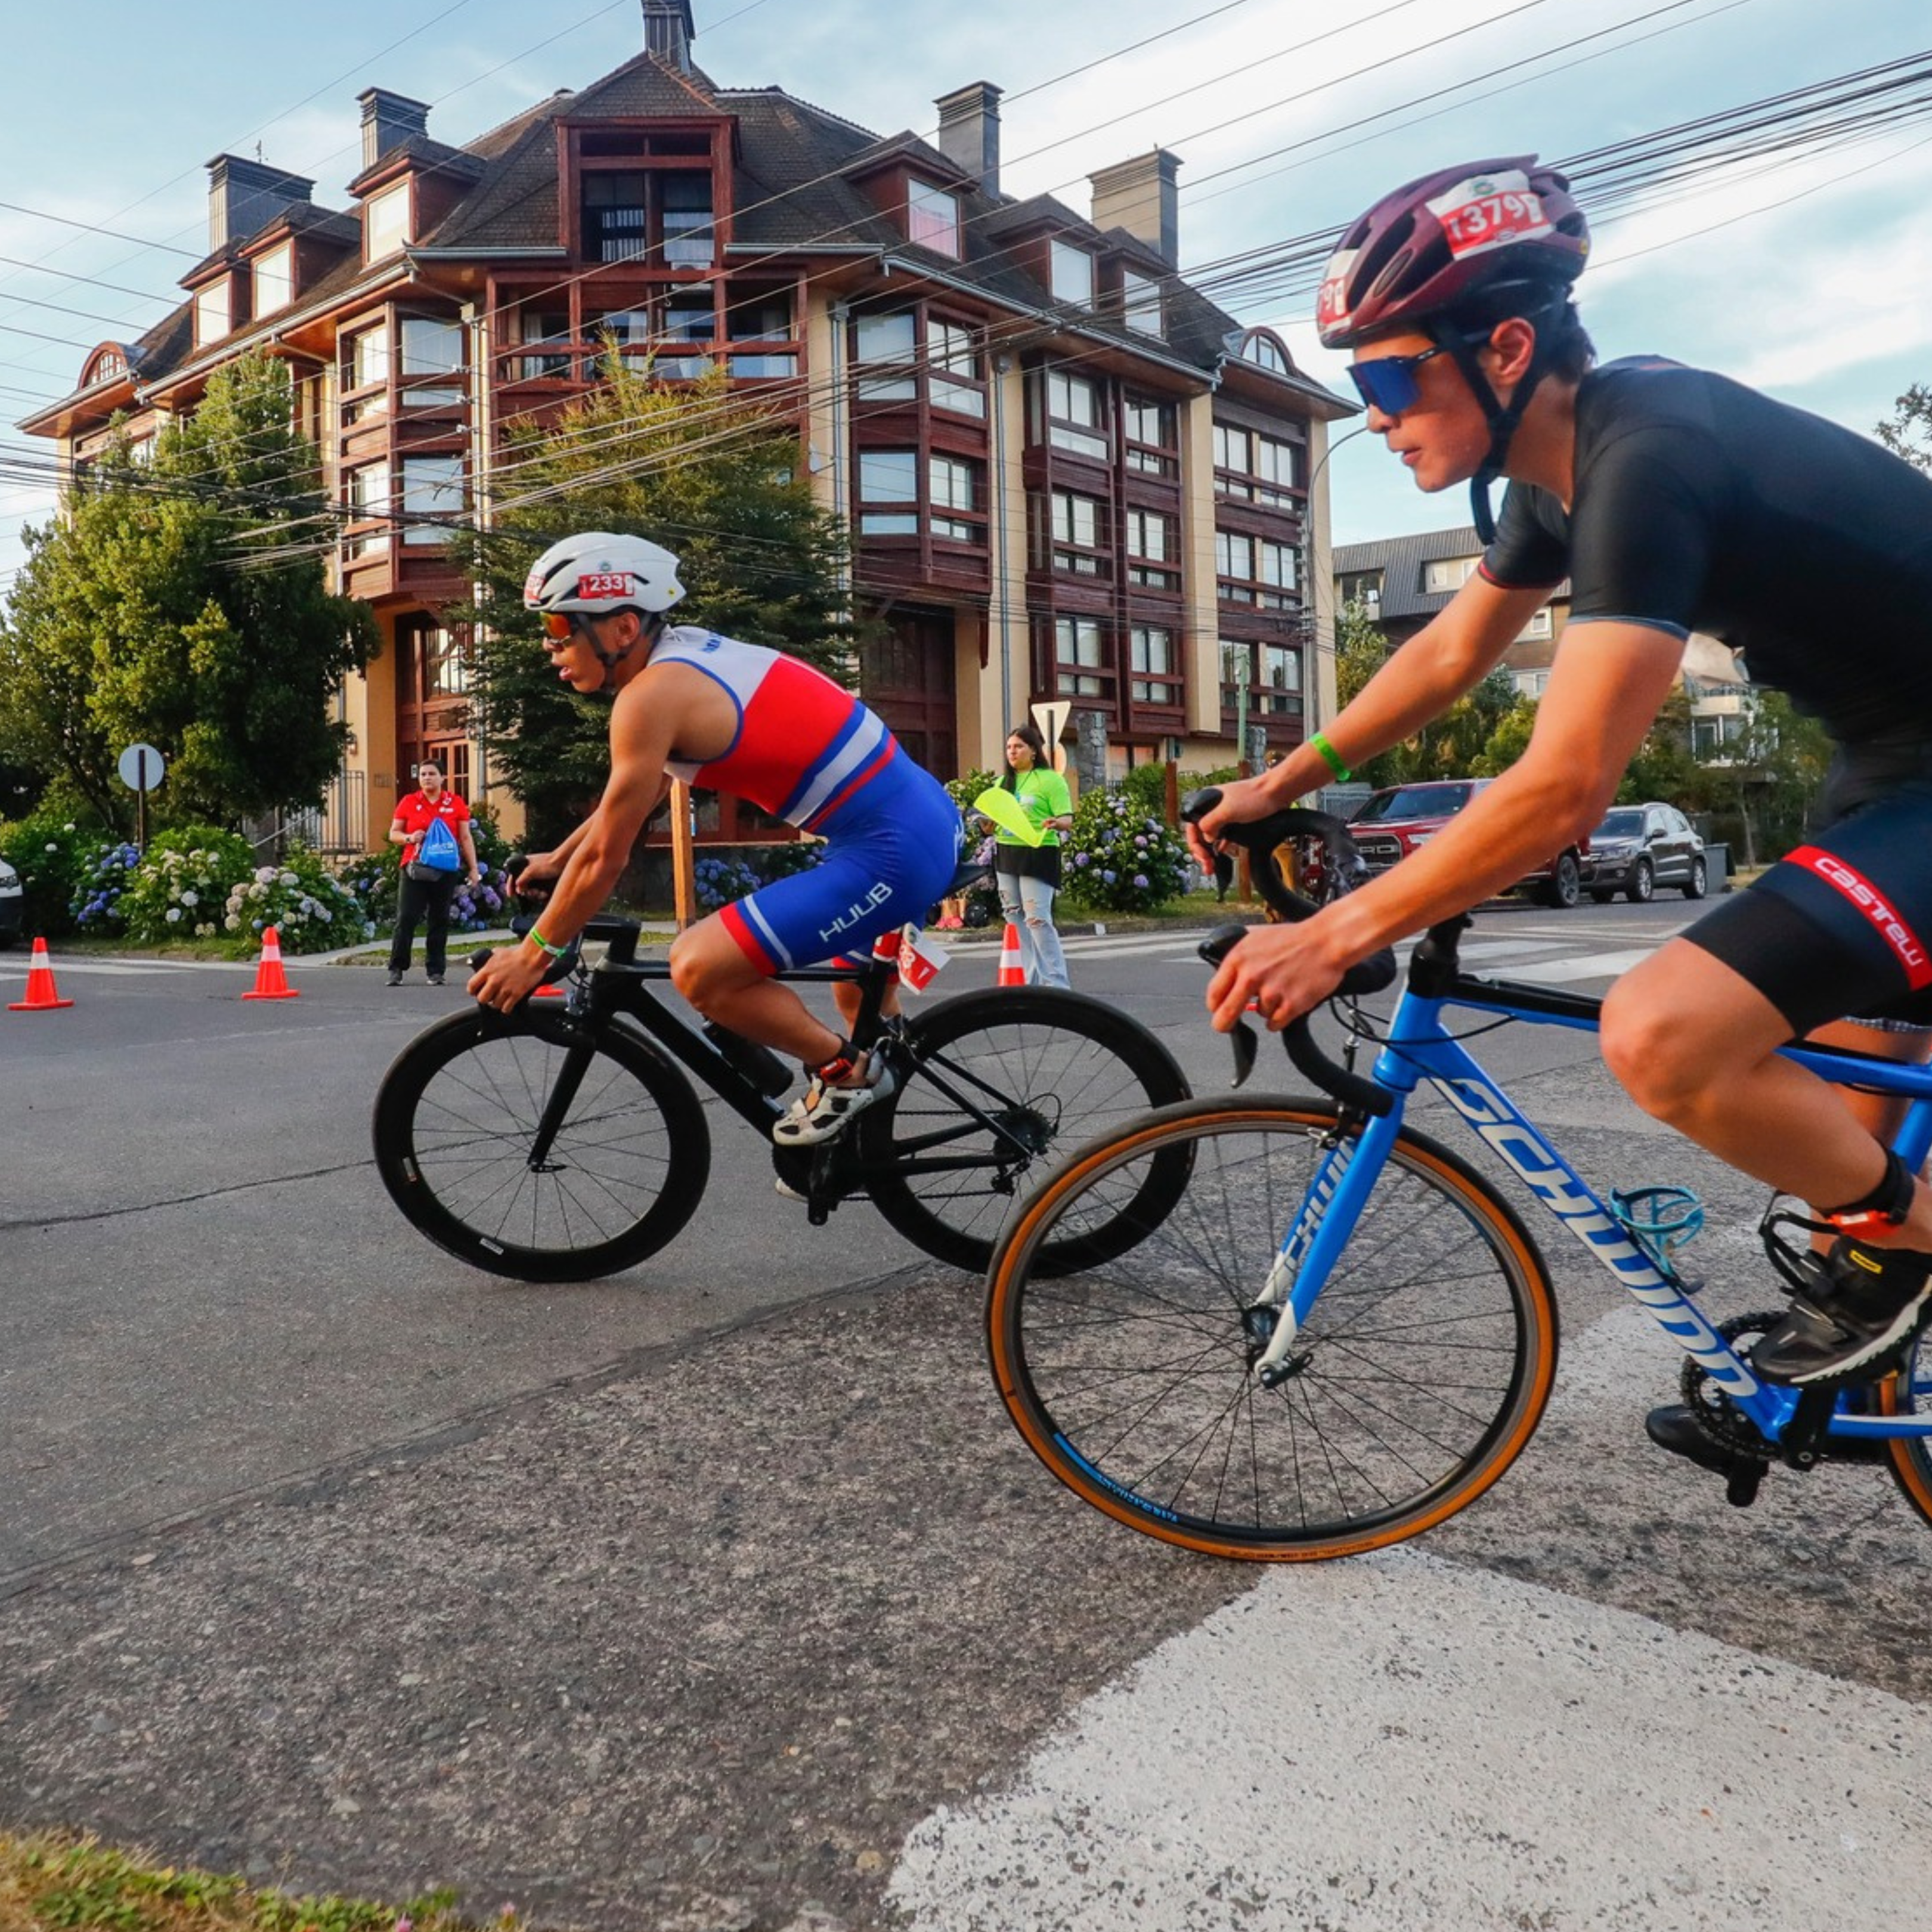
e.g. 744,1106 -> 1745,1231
717,750 -> 962,975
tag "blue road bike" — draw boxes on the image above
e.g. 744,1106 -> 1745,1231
986,803 -> 1932,1561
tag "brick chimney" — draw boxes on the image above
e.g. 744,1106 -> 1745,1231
936,82 -> 1002,196
206,155 -> 314,250
358,88 -> 431,172
643,0 -> 695,72
1089,148 -> 1182,268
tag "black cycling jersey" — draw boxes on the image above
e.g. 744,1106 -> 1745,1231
1481,358 -> 1932,744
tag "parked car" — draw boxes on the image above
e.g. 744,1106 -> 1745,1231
0,856 -> 21,943
1583,801 -> 1707,902
1349,779 -> 1589,908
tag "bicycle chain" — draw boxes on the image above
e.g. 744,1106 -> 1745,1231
1678,1311 -> 1789,1462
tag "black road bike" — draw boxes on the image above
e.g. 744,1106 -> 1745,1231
372,887 -> 1190,1281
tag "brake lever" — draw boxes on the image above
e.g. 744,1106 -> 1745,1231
1229,1021 -> 1258,1089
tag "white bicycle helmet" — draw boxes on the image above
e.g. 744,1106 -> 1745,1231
523,531 -> 686,684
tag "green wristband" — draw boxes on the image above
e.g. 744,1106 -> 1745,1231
1309,732 -> 1352,784
527,926 -> 569,958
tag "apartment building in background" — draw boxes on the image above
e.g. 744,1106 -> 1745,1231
1335,521 -> 1748,737
21,0 -> 1354,849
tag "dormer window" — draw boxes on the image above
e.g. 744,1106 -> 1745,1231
580,169 -> 714,266
1122,268 -> 1162,336
906,179 -> 960,258
1050,240 -> 1092,305
194,278 -> 231,347
255,243 -> 293,316
366,182 -> 411,261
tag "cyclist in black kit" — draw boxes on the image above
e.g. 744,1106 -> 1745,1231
1191,156 -> 1932,1395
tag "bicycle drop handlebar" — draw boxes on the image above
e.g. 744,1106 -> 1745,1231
1182,790 -> 1395,1118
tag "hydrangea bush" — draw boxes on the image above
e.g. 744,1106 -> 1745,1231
1060,785 -> 1193,915
693,853 -> 764,912
71,841 -> 144,935
332,847 -> 513,939
223,847 -> 373,953
119,829 -> 257,945
0,810 -> 106,937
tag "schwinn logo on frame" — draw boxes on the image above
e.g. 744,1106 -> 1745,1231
1789,846 -> 1932,988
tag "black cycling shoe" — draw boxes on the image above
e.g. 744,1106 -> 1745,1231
1645,1404 -> 1750,1475
1750,1237 -> 1932,1385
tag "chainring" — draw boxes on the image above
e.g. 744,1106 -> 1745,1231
1678,1311 -> 1788,1462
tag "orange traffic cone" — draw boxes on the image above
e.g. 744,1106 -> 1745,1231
997,921 -> 1026,987
9,936 -> 74,1011
532,979 -> 565,999
242,925 -> 300,1001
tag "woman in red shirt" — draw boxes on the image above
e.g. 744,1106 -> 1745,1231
386,762 -> 481,985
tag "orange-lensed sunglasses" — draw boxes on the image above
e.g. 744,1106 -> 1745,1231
540,610 -> 588,640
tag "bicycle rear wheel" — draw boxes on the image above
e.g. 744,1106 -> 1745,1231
986,1098 -> 1559,1561
1878,1329 -> 1932,1528
373,1007 -> 710,1281
862,986 -> 1191,1274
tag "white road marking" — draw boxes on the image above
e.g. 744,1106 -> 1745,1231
890,1301 -> 1932,1927
1501,946 -> 1661,984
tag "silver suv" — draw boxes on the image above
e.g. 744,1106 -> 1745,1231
1584,802 -> 1707,903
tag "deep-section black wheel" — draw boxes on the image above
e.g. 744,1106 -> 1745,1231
862,986 -> 1191,1274
986,1098 -> 1560,1561
1626,856 -> 1655,903
373,1007 -> 710,1280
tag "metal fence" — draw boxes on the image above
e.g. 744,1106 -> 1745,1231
283,769 -> 368,855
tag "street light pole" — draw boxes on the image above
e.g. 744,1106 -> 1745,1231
1300,423 -> 1371,737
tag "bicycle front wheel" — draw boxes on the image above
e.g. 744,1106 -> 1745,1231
1879,1329 -> 1932,1528
373,1007 -> 711,1281
862,986 -> 1191,1274
986,1098 -> 1560,1561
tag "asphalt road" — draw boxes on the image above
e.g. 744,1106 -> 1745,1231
3,900 -> 1929,1930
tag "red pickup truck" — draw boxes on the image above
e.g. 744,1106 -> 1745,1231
1348,779 -> 1589,909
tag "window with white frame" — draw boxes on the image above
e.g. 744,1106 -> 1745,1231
1055,615 -> 1107,698
1048,491 -> 1104,575
1259,540 -> 1299,604
400,456 -> 464,546
930,318 -> 984,417
1515,608 -> 1553,642
399,316 -> 464,406
858,449 -> 919,535
1423,555 -> 1481,593
1130,624 -> 1179,705
1123,395 -> 1177,475
1045,369 -> 1107,460
906,179 -> 961,258
1050,240 -> 1093,305
1257,642 -> 1301,714
1122,268 -> 1162,335
930,454 -> 982,543
1212,423 -> 1250,488
1216,531 -> 1255,602
194,278 -> 230,347
1254,434 -> 1301,505
853,310 -> 917,401
253,243 -> 292,316
366,182 -> 410,261
342,323 -> 390,420
345,463 -> 390,556
1126,508 -> 1179,590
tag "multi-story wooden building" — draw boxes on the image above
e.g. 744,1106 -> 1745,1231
21,1 -> 1354,846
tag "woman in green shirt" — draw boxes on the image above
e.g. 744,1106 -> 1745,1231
992,723 -> 1075,988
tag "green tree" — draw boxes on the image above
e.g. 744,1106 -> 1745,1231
1471,695 -> 1537,775
1695,690 -> 1831,868
463,358 -> 853,844
1877,384 -> 1932,473
1618,686 -> 1702,806
0,352 -> 373,828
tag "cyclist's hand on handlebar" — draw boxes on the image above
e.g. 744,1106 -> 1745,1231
467,940 -> 550,1014
508,850 -> 561,899
1206,919 -> 1347,1035
1184,774 -> 1279,874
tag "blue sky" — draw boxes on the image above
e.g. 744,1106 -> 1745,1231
2,0 -> 1928,587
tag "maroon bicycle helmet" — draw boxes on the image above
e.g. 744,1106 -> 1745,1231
1316,157 -> 1589,349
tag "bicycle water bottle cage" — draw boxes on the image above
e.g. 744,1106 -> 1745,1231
1609,1184 -> 1706,1284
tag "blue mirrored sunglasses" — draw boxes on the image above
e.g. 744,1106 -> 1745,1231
1346,344 -> 1448,416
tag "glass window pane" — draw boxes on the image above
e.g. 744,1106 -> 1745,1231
860,450 -> 919,503
255,245 -> 292,316
400,457 -> 464,546
367,184 -> 410,259
906,180 -> 959,257
1051,241 -> 1092,305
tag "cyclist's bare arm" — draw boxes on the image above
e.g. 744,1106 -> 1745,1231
1208,620 -> 1685,1030
1191,574 -> 1550,865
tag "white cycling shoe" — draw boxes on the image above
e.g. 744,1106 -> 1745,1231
771,1049 -> 896,1148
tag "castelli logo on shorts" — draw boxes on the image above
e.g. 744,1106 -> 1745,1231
1792,846 -> 1932,987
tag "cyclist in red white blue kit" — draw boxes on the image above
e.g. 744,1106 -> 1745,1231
1191,156 -> 1932,1397
467,531 -> 961,1145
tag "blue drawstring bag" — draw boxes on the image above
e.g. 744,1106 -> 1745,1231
408,815 -> 462,881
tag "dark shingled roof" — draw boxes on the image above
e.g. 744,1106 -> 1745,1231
348,134 -> 487,196
1335,524 -> 1570,620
